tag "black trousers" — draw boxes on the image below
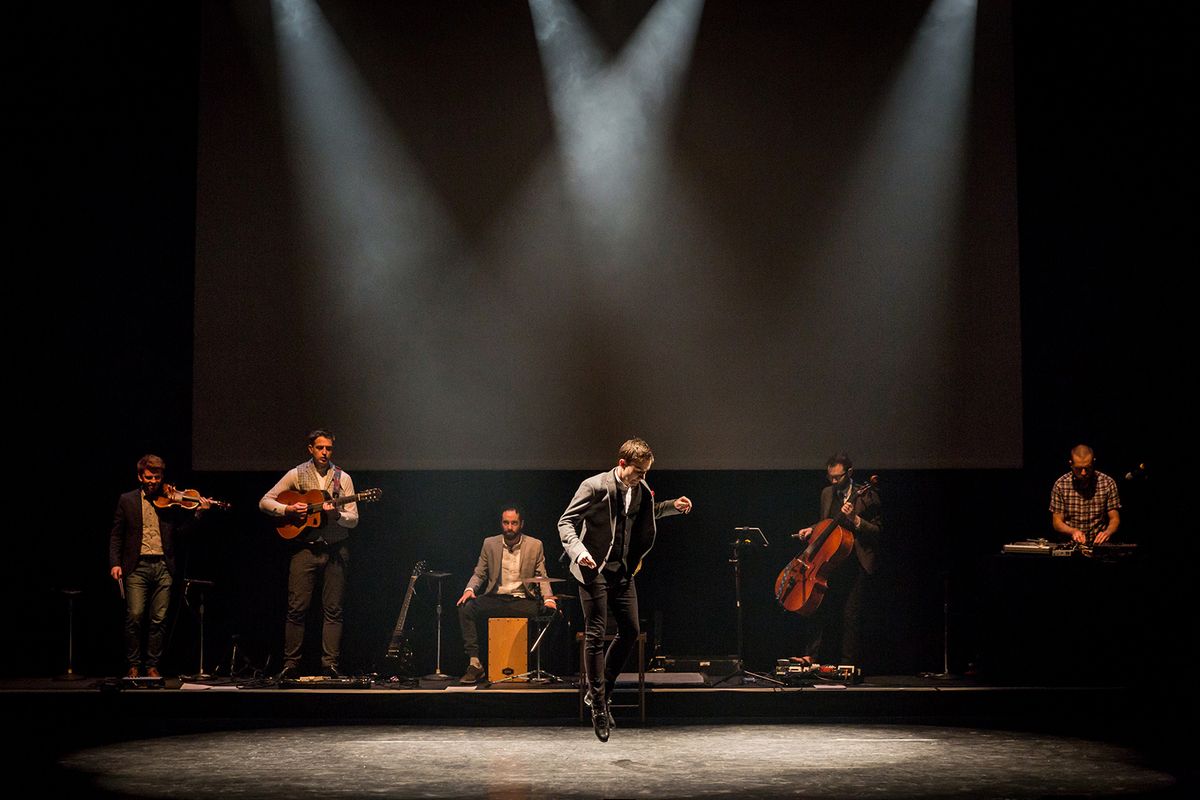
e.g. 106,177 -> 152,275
578,568 -> 639,701
803,556 -> 868,666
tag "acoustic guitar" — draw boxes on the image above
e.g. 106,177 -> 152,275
274,487 -> 382,539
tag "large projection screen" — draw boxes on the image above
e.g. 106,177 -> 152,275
194,0 -> 1019,470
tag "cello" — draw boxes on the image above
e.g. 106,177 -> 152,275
774,475 -> 878,616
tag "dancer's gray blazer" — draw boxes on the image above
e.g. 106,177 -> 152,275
558,469 -> 681,584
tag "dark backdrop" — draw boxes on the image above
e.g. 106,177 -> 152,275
20,1 -> 1185,683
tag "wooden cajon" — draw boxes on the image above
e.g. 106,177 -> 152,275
487,617 -> 528,681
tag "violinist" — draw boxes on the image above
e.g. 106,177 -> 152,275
792,453 -> 882,668
109,454 -> 209,678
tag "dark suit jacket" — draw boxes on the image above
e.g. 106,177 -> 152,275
109,489 -> 195,578
818,481 -> 883,575
465,534 -> 555,601
558,469 -> 681,584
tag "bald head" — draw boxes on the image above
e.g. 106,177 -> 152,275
1069,444 -> 1096,485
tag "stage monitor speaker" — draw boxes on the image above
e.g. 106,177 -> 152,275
488,617 -> 528,682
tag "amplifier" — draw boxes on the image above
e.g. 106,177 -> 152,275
650,655 -> 741,676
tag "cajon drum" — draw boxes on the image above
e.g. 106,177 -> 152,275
487,617 -> 528,681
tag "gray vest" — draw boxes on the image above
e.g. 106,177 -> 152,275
294,461 -> 348,544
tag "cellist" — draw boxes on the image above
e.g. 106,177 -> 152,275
792,453 -> 882,668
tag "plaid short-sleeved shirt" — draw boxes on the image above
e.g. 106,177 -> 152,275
1049,472 -> 1120,538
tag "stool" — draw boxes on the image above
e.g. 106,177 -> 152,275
577,631 -> 646,723
487,617 -> 528,682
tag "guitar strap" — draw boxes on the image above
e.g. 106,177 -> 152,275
331,465 -> 343,499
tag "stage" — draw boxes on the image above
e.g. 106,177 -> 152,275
19,1 -> 1187,796
7,673 -> 1190,798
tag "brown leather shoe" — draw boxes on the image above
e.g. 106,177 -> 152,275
146,667 -> 161,678
126,667 -> 140,678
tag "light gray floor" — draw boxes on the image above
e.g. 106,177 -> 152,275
60,723 -> 1178,798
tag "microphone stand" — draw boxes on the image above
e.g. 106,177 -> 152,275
919,573 -> 956,680
53,589 -> 86,681
422,572 -> 454,682
180,579 -> 215,681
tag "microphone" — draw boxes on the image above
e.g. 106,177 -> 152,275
1124,463 -> 1147,480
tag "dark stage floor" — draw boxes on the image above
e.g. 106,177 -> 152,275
6,674 -> 1191,798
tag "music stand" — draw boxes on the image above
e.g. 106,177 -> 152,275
717,528 -> 785,687
53,588 -> 86,681
180,579 -> 215,681
422,571 -> 454,682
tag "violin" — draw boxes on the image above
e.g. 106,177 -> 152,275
774,475 -> 878,616
152,484 -> 232,511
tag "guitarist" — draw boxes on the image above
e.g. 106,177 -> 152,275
793,453 -> 882,670
456,505 -> 558,683
259,429 -> 358,679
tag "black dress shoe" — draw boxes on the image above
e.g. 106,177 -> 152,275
584,688 -> 615,728
277,665 -> 300,681
324,665 -> 343,679
591,703 -> 611,742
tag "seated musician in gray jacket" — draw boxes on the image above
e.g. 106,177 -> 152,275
456,504 -> 558,683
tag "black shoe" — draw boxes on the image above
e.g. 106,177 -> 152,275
584,688 -> 615,728
461,664 -> 485,683
591,703 -> 611,742
324,665 -> 343,679
277,665 -> 300,681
